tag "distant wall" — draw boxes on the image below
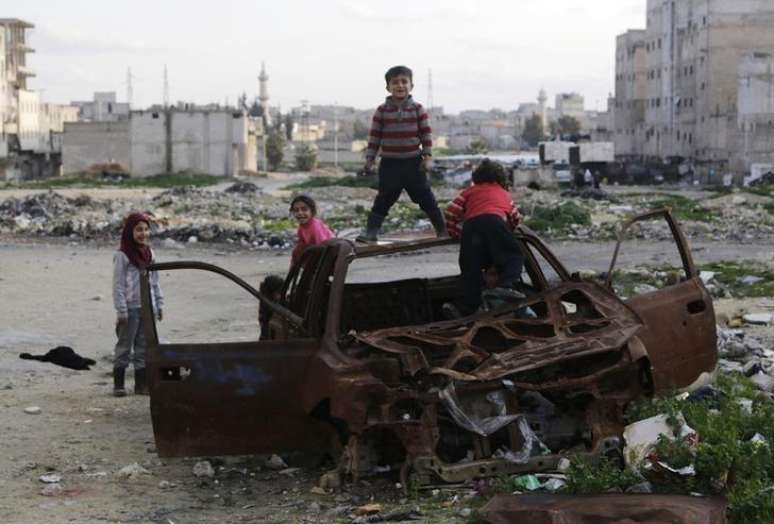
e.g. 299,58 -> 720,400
130,110 -> 248,177
62,121 -> 130,174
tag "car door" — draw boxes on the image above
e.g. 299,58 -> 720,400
605,209 -> 717,392
140,259 -> 336,458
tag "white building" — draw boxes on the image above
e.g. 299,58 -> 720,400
555,93 -> 585,120
129,108 -> 253,177
1,18 -> 78,179
71,92 -> 130,122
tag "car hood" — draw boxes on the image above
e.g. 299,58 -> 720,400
353,282 -> 644,389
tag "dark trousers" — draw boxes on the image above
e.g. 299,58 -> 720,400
371,156 -> 439,217
459,214 -> 524,313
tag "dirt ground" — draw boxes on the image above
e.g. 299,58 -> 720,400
1,184 -> 773,523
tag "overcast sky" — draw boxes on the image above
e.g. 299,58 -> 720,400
17,0 -> 646,114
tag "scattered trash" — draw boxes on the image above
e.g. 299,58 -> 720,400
39,474 -> 62,483
749,372 -> 774,392
24,406 -> 42,415
743,313 -> 773,325
353,503 -> 383,516
351,507 -> 422,523
511,475 -> 542,492
738,276 -> 764,286
192,460 -> 215,478
117,463 -> 151,480
264,454 -> 288,470
623,413 -> 696,472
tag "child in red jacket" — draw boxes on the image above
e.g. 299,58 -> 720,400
445,159 -> 524,314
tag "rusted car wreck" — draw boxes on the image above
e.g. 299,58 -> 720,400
140,209 -> 717,486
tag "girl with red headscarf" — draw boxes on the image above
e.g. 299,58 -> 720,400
112,212 -> 164,397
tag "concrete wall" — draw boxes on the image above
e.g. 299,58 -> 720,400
130,109 -> 249,177
62,121 -> 130,174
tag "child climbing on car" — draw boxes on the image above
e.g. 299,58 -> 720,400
444,159 -> 524,315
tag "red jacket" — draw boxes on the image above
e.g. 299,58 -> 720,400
444,182 -> 522,238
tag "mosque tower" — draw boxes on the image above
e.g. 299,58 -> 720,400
258,62 -> 271,126
537,88 -> 548,132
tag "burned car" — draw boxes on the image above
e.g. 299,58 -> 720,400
140,209 -> 717,486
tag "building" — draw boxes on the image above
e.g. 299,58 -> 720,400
71,92 -> 130,122
62,120 -> 130,174
614,29 -> 648,159
614,0 -> 774,174
1,18 -> 36,164
735,51 -> 774,171
555,93 -> 585,120
0,18 -> 78,179
129,108 -> 254,177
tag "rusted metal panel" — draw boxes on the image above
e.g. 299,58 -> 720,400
148,340 -> 336,457
479,494 -> 727,524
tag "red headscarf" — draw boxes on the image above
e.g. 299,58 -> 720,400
120,212 -> 153,268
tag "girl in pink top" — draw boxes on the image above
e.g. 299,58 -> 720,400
290,194 -> 334,266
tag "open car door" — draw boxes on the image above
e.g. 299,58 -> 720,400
605,209 -> 717,392
139,261 -> 335,458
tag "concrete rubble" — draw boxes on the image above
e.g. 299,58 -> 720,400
1,182 -> 773,246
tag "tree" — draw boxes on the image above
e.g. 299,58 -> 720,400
284,113 -> 294,141
556,115 -> 581,135
266,131 -> 285,171
522,114 -> 544,147
294,143 -> 318,171
467,137 -> 489,155
352,120 -> 370,140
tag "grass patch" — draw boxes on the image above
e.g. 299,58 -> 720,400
258,217 -> 295,234
609,260 -> 774,299
701,261 -> 774,298
284,175 -> 377,190
565,456 -> 640,495
525,201 -> 591,233
647,194 -> 715,222
0,173 -> 222,190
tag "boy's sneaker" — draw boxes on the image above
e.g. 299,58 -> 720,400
355,230 -> 378,243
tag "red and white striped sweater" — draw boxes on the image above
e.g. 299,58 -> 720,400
365,95 -> 432,160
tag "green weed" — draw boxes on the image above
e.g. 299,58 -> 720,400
0,173 -> 222,190
284,175 -> 377,190
624,374 -> 774,523
525,201 -> 591,233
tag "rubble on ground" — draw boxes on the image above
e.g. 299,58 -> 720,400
1,182 -> 772,246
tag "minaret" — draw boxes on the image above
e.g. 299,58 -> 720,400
258,62 -> 271,127
537,88 -> 548,131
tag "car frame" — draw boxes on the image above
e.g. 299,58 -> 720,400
140,209 -> 717,485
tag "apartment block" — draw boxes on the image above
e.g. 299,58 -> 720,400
614,0 -> 774,173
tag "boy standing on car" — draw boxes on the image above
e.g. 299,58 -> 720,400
357,65 -> 447,242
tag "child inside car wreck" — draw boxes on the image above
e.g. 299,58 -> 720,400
444,159 -> 525,316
